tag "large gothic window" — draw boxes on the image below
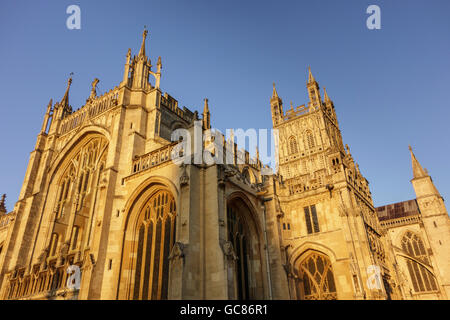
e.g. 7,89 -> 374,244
297,252 -> 337,300
227,205 -> 251,300
53,137 -> 107,222
401,231 -> 438,293
132,190 -> 176,300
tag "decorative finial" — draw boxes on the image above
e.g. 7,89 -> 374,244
308,66 -> 315,83
203,98 -> 210,114
60,73 -> 73,108
139,27 -> 149,57
272,82 -> 279,99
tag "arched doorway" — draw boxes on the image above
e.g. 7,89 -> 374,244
295,251 -> 337,300
130,189 -> 177,300
226,195 -> 264,300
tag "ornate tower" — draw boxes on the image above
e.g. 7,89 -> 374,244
272,68 -> 399,300
270,83 -> 283,126
409,146 -> 450,298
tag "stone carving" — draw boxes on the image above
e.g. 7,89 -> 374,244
60,241 -> 70,256
90,78 -> 99,99
224,166 -> 238,179
179,164 -> 189,186
37,248 -> 49,270
222,241 -> 238,261
282,263 -> 295,278
168,242 -> 185,261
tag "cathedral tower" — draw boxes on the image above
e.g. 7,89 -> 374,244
272,69 -> 400,300
409,146 -> 450,297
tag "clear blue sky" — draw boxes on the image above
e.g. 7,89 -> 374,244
0,0 -> 449,211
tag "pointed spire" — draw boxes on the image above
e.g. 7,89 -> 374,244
355,162 -> 361,175
46,98 -> 53,114
0,194 -> 6,215
139,28 -> 148,58
323,87 -> 331,102
409,145 -> 428,178
40,99 -> 53,133
308,66 -> 315,84
272,82 -> 279,99
60,75 -> 72,108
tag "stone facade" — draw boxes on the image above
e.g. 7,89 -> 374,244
0,30 -> 448,300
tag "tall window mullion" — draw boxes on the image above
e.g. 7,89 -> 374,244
402,231 -> 438,293
304,207 -> 313,234
133,191 -> 176,300
133,225 -> 145,300
304,205 -> 320,234
142,222 -> 153,300
311,205 -> 320,233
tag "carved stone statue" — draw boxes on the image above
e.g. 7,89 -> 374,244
90,78 -> 99,99
168,242 -> 185,261
222,241 -> 238,261
179,164 -> 189,186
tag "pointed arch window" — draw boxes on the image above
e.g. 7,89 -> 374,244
401,232 -> 438,292
288,136 -> 298,155
306,130 -> 315,149
297,252 -> 337,300
133,190 -> 176,300
304,205 -> 320,234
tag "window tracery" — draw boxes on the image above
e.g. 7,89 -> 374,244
132,190 -> 176,300
401,231 -> 438,292
297,252 -> 337,300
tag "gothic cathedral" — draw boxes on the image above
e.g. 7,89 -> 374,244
0,30 -> 449,300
